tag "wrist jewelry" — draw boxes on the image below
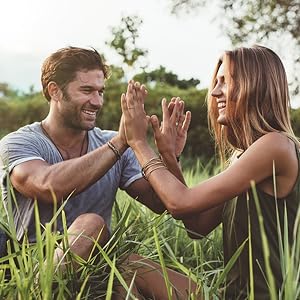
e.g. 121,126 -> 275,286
141,157 -> 167,180
107,141 -> 121,160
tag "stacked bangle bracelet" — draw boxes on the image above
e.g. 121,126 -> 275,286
141,157 -> 167,180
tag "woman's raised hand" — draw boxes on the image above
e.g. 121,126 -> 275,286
150,97 -> 191,160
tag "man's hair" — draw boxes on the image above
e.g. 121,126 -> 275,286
207,45 -> 298,164
41,46 -> 109,101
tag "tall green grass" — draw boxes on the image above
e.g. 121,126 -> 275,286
0,161 -> 299,299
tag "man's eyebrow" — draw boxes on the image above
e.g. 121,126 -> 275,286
80,85 -> 105,90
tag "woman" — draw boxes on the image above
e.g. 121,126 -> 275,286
121,45 -> 300,298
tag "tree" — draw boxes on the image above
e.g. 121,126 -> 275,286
0,82 -> 19,99
168,0 -> 300,93
168,0 -> 206,15
106,15 -> 148,74
133,66 -> 200,89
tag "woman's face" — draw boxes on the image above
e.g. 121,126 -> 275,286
211,63 -> 228,125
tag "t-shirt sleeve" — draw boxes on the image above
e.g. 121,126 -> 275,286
119,147 -> 143,190
0,132 -> 45,174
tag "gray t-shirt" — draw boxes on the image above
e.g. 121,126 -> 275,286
0,122 -> 142,242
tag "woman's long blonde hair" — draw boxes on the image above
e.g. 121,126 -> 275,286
207,45 -> 298,166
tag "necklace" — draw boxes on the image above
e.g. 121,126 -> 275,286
40,121 -> 87,160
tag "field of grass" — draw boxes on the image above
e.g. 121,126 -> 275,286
0,161 -> 299,299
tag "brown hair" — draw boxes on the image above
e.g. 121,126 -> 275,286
41,46 -> 109,101
207,45 -> 298,165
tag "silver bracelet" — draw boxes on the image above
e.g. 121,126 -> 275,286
107,141 -> 121,160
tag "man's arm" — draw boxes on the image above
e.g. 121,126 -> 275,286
125,177 -> 166,214
182,205 -> 224,239
10,134 -> 127,204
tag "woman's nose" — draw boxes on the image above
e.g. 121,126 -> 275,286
211,84 -> 222,97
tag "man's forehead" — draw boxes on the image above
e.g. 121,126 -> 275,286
75,69 -> 105,85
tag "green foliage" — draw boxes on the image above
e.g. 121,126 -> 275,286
221,0 -> 300,48
168,0 -> 206,15
0,82 -> 19,99
291,108 -> 300,136
2,79 -> 300,163
168,0 -> 300,93
0,75 -> 209,162
106,15 -> 148,70
1,162 -> 300,298
0,93 -> 48,137
0,164 -> 224,299
134,66 -> 200,89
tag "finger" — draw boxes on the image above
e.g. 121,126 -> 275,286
170,97 -> 180,124
134,81 -> 143,105
178,100 -> 185,115
182,111 -> 192,131
167,101 -> 175,114
150,115 -> 160,137
177,114 -> 185,129
127,81 -> 137,103
121,93 -> 130,117
126,83 -> 136,110
140,84 -> 148,107
161,98 -> 170,129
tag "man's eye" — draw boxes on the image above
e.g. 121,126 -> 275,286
98,91 -> 104,96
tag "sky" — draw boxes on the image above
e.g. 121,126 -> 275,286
0,0 -> 229,90
1,0 -> 299,107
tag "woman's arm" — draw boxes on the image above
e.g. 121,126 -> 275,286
122,83 -> 296,217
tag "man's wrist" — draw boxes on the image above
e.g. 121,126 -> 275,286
110,135 -> 129,155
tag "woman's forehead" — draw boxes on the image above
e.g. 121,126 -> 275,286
217,63 -> 225,78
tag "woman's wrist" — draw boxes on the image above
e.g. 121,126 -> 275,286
129,139 -> 149,151
159,152 -> 180,164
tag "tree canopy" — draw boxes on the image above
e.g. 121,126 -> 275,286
169,0 -> 300,92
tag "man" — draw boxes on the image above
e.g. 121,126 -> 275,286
0,46 -> 188,266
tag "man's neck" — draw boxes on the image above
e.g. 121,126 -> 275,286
41,118 -> 88,159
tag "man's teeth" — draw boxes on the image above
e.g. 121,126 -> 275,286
217,102 -> 226,108
83,110 -> 96,115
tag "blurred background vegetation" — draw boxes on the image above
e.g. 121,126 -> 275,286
1,0 -> 300,165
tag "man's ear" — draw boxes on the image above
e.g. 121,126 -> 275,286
47,81 -> 62,101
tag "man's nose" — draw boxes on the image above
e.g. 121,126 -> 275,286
90,92 -> 103,107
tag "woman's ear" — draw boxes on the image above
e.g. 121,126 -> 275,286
47,81 -> 62,102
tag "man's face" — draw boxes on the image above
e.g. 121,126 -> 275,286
58,69 -> 105,131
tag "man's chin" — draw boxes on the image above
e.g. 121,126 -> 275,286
80,121 -> 96,131
85,124 -> 96,131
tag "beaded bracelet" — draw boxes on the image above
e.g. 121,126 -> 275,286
107,141 -> 121,160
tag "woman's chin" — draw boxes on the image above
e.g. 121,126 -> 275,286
217,115 -> 228,126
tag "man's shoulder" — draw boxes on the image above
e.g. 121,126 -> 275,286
89,127 -> 117,143
0,122 -> 44,150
